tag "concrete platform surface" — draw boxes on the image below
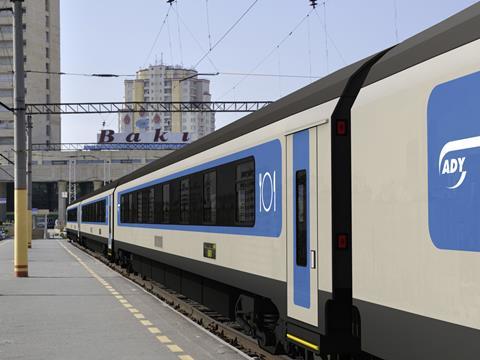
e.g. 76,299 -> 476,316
0,239 -> 248,360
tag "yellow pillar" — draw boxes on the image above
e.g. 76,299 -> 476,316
172,79 -> 182,132
14,189 -> 28,277
27,209 -> 32,248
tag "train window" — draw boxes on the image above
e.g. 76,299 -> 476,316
180,178 -> 190,224
81,199 -> 106,223
296,170 -> 307,267
128,192 -> 133,223
100,202 -> 103,222
67,208 -> 77,222
216,163 -> 235,226
162,183 -> 170,223
100,200 -> 105,222
148,187 -> 155,224
190,173 -> 203,225
235,160 -> 255,226
203,171 -> 216,224
137,191 -> 143,223
124,193 -> 129,222
119,156 -> 255,227
120,195 -> 125,222
142,189 -> 150,224
170,180 -> 180,223
154,184 -> 162,224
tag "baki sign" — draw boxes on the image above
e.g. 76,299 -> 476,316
98,130 -> 192,144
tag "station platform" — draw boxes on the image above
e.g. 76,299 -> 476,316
0,239 -> 248,360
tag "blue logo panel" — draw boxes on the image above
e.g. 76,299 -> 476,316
428,71 -> 480,252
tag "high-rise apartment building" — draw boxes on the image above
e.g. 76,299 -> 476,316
119,65 -> 215,141
0,0 -> 60,147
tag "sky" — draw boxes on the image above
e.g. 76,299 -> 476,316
60,0 -> 479,143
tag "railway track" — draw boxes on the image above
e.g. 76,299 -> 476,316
70,240 -> 290,360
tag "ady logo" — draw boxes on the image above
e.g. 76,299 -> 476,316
427,70 -> 480,252
438,135 -> 480,189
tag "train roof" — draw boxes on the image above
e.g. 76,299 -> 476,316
365,2 -> 480,86
69,2 -> 480,207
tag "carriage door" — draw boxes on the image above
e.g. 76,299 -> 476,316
77,207 -> 81,239
107,194 -> 113,255
287,127 -> 318,326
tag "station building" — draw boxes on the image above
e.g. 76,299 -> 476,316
0,147 -> 174,225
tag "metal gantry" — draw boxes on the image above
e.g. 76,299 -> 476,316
25,101 -> 272,115
32,142 -> 189,151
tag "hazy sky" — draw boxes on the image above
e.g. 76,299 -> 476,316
60,0 -> 478,143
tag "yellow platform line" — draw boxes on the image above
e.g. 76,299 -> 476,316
167,344 -> 183,353
157,335 -> 172,344
148,327 -> 161,334
58,241 -> 195,359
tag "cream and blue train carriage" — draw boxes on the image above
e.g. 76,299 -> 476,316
67,4 -> 480,359
66,188 -> 114,254
65,205 -> 79,241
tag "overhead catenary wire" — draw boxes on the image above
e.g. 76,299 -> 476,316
25,69 -> 322,79
166,11 -> 174,65
313,7 -> 347,66
219,9 -> 314,100
393,0 -> 399,43
171,5 -> 219,72
143,6 -> 171,68
221,71 -> 321,79
307,12 -> 312,78
322,1 -> 329,74
0,165 -> 13,179
24,70 -> 132,77
205,0 -> 213,50
193,0 -> 260,69
174,0 -> 184,65
277,48 -> 282,98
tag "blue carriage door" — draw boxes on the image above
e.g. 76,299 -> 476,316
287,127 -> 318,327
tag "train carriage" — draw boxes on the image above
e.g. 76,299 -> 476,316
66,205 -> 79,241
351,6 -> 480,358
66,4 -> 480,359
67,189 -> 114,254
